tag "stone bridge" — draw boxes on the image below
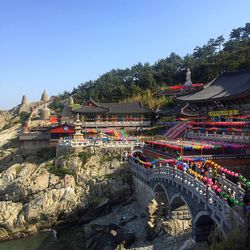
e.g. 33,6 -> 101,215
129,160 -> 246,242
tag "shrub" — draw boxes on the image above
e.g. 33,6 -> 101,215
209,225 -> 248,250
78,151 -> 91,165
19,111 -> 30,124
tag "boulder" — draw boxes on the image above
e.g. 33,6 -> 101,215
162,219 -> 192,237
0,164 -> 18,187
0,227 -> 8,239
83,224 -> 135,249
0,201 -> 23,231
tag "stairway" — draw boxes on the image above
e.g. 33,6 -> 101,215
120,129 -> 128,138
163,123 -> 181,137
164,123 -> 189,139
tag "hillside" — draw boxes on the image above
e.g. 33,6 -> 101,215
50,22 -> 250,111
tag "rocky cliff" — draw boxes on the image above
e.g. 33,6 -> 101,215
0,146 -> 132,241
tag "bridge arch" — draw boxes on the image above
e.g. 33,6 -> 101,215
152,183 -> 170,217
193,211 -> 224,242
169,193 -> 193,220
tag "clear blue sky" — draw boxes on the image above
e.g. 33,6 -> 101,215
0,0 -> 249,109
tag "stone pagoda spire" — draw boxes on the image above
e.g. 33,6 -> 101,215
21,95 -> 29,105
73,113 -> 83,140
19,95 -> 31,114
41,90 -> 49,103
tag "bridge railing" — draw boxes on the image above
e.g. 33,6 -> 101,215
218,174 -> 245,201
129,159 -> 246,229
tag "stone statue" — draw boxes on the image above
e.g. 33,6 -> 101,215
184,68 -> 192,86
40,103 -> 50,120
69,96 -> 74,106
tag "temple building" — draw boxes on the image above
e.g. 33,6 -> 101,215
63,98 -> 153,127
177,68 -> 250,120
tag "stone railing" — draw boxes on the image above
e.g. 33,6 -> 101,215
81,121 -> 151,127
218,174 -> 245,201
58,140 -> 144,148
129,160 -> 246,229
185,132 -> 250,143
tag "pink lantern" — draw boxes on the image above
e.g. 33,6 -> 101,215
220,167 -> 224,172
235,173 -> 239,177
216,188 -> 222,193
212,185 -> 218,190
223,169 -> 228,173
203,177 -> 208,182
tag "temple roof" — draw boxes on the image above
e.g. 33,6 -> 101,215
72,98 -> 152,114
177,69 -> 250,103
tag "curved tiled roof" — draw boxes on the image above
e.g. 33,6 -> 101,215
99,102 -> 152,114
73,106 -> 109,114
72,98 -> 152,114
177,69 -> 250,102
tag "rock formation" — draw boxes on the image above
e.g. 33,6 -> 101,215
19,95 -> 31,114
41,90 -> 49,103
0,147 -> 132,240
61,97 -> 74,121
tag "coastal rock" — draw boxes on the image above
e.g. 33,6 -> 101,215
83,224 -> 135,249
0,147 -> 132,241
0,228 -> 8,239
0,201 -> 23,231
162,219 -> 192,237
17,163 -> 37,177
25,188 -> 77,225
0,164 -> 18,187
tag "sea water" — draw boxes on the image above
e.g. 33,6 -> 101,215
0,226 -> 84,250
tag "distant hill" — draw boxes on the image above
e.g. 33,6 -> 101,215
50,23 -> 250,110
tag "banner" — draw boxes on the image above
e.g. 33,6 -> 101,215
208,110 -> 240,117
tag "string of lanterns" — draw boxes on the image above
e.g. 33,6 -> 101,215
131,154 -> 246,207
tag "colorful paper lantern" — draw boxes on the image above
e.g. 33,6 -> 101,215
220,192 -> 226,197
